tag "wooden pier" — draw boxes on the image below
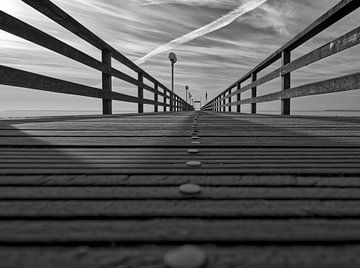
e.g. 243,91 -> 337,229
1,111 -> 360,267
1,0 -> 360,266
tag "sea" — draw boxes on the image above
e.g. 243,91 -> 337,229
0,110 -> 360,119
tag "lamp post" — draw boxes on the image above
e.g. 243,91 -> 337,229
168,52 -> 177,112
185,85 -> 189,104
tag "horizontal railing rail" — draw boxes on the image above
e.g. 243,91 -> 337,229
202,0 -> 360,115
0,0 -> 192,114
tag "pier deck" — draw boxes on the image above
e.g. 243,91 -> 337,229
1,111 -> 360,267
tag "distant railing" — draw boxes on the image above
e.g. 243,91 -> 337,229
0,0 -> 192,114
202,0 -> 360,115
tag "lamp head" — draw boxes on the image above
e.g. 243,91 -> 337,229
169,52 -> 177,64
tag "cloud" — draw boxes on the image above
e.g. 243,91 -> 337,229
135,0 -> 268,65
255,1 -> 293,36
132,0 -> 239,9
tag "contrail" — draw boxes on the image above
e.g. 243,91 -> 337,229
135,0 -> 268,65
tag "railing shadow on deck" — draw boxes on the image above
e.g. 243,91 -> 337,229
202,0 -> 360,116
0,112 -> 197,178
0,0 -> 193,116
0,116 -> 194,188
0,119 -> 95,179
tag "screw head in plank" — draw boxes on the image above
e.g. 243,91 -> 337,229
164,245 -> 207,268
187,161 -> 202,166
179,183 -> 202,195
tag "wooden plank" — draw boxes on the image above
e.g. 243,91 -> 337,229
0,65 -> 141,103
1,175 -> 360,187
0,136 -> 359,146
2,246 -> 360,268
1,130 -> 360,137
1,167 -> 359,175
0,147 -> 358,153
0,162 -> 359,170
0,186 -> 360,200
233,72 -> 360,106
4,124 -> 359,130
1,158 -> 359,165
1,152 -> 359,158
2,219 -> 360,243
1,155 -> 359,161
1,200 -> 360,218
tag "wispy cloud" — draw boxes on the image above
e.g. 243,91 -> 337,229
135,0 -> 268,65
132,0 -> 239,9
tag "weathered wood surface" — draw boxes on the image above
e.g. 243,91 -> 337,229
2,200 -> 360,218
2,246 -> 360,268
2,186 -> 360,200
1,111 -> 360,267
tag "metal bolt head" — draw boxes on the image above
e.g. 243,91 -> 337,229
186,161 -> 202,166
179,183 -> 202,195
164,245 -> 207,268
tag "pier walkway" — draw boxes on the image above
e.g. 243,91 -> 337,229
1,111 -> 360,267
1,0 -> 360,266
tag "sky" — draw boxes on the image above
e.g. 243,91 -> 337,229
0,0 -> 359,114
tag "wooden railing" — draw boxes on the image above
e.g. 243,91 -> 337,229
0,0 -> 192,114
202,0 -> 360,115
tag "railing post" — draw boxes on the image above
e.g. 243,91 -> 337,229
169,92 -> 173,112
281,49 -> 291,115
223,93 -> 226,112
138,72 -> 144,113
237,82 -> 241,113
102,49 -> 112,115
251,73 -> 257,114
228,88 -> 232,112
154,82 -> 159,113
